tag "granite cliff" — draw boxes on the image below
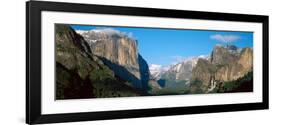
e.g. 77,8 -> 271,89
191,45 -> 253,93
77,29 -> 149,91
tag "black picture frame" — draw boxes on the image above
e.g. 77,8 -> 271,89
26,1 -> 269,124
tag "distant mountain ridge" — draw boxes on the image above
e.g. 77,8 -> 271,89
149,64 -> 169,80
148,56 -> 209,94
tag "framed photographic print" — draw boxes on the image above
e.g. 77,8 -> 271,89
26,1 -> 269,124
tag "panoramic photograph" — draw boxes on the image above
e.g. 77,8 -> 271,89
55,24 -> 253,100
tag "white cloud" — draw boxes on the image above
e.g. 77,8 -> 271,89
210,34 -> 241,43
149,64 -> 170,78
75,28 -> 135,40
171,55 -> 186,63
75,30 -> 88,34
98,28 -> 135,39
149,64 -> 170,72
149,64 -> 162,76
149,64 -> 162,71
198,54 -> 209,59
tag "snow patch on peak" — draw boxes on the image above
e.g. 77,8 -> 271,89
180,55 -> 209,67
149,64 -> 169,79
75,30 -> 88,35
173,63 -> 182,72
149,64 -> 162,71
75,28 -> 135,40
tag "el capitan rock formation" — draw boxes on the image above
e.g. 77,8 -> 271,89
77,29 -> 150,91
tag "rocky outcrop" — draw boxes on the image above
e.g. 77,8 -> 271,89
210,45 -> 239,65
191,45 -> 253,93
238,48 -> 253,72
191,58 -> 215,92
213,46 -> 253,82
77,29 -> 149,90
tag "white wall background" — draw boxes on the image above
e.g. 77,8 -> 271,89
0,0 -> 280,124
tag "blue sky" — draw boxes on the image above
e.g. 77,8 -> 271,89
71,25 -> 253,66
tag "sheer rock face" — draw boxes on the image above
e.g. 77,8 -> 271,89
191,45 -> 253,92
92,37 -> 138,67
77,30 -> 149,90
211,45 -> 239,65
138,54 -> 150,90
213,46 -> 253,82
191,58 -> 215,90
238,48 -> 253,72
91,36 -> 140,79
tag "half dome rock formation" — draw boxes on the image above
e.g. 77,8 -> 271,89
77,29 -> 149,91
